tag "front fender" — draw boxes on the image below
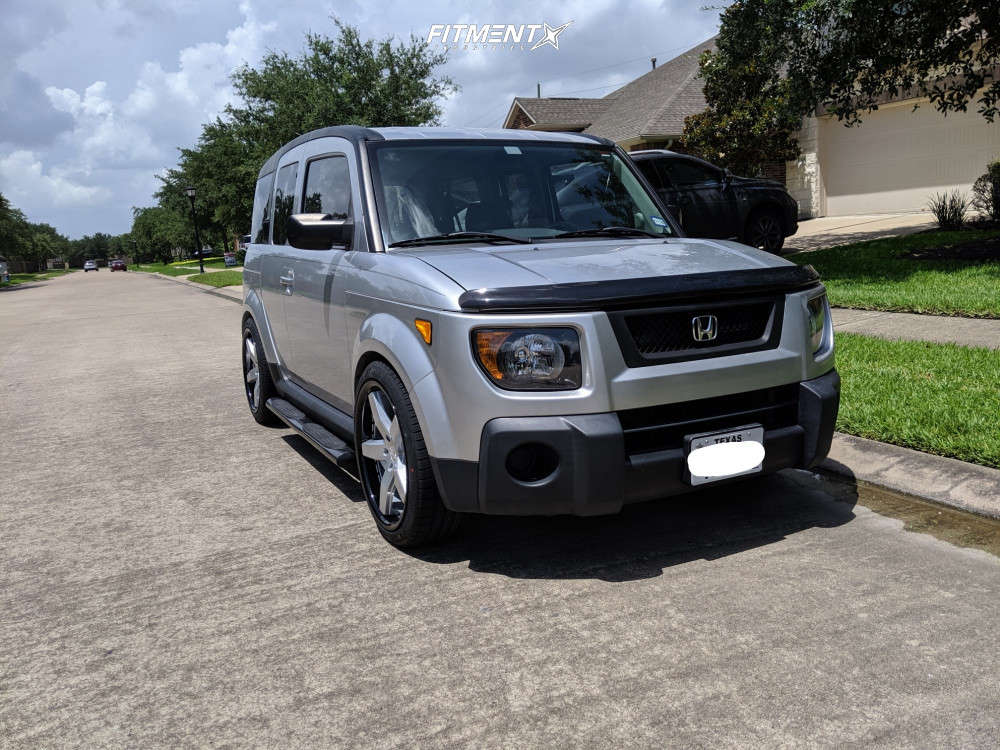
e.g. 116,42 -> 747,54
243,286 -> 280,365
353,312 -> 456,460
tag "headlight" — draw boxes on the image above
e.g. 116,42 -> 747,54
807,294 -> 830,355
473,328 -> 582,390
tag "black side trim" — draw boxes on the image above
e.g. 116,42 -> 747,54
458,265 -> 821,313
273,375 -> 354,442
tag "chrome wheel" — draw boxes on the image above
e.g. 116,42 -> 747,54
243,335 -> 261,410
747,213 -> 784,253
359,388 -> 407,528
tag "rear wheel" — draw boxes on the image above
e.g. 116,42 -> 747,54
242,317 -> 280,426
355,361 -> 459,548
744,209 -> 786,254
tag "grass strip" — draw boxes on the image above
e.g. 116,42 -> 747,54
835,332 -> 1000,468
790,229 -> 1000,318
187,270 -> 243,287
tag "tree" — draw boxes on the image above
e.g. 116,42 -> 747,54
681,0 -> 801,174
0,192 -> 31,260
131,206 -> 188,264
786,0 -> 1000,125
682,1 -> 1000,174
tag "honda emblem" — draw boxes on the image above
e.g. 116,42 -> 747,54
692,314 -> 718,342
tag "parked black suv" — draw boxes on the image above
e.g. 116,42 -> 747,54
631,150 -> 798,254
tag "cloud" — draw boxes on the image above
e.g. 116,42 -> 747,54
122,2 -> 276,126
0,150 -> 111,208
0,71 -> 74,147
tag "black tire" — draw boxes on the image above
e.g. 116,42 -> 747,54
354,361 -> 459,548
743,209 -> 786,254
241,317 -> 280,426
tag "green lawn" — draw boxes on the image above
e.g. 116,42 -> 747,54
1,269 -> 75,286
133,263 -> 201,276
188,270 -> 243,287
789,229 -> 1000,317
835,332 -> 1000,468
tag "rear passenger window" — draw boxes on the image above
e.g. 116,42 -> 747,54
662,160 -> 719,187
272,162 -> 299,245
302,156 -> 350,219
251,172 -> 274,244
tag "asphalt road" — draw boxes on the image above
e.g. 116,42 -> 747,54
2,271 -> 999,748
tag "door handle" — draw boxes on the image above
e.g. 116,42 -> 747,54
279,270 -> 294,294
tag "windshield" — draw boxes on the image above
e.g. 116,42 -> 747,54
369,141 -> 673,248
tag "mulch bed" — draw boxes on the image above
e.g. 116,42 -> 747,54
903,235 -> 1000,261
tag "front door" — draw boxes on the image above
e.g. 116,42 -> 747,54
280,148 -> 355,411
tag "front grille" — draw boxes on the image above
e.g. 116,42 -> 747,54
609,296 -> 782,366
618,384 -> 799,455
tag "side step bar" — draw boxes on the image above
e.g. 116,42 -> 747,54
266,397 -> 357,471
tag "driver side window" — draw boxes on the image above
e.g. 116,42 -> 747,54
302,156 -> 351,219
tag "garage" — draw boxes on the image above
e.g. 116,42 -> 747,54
819,98 -> 999,216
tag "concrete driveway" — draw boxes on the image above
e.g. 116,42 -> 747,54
785,212 -> 936,252
2,272 -> 999,747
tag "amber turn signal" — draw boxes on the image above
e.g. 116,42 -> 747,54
414,319 -> 432,344
474,330 -> 511,380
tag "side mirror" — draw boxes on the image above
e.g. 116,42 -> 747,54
722,169 -> 733,188
286,213 -> 353,250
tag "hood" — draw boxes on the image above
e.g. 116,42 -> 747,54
399,237 -> 791,292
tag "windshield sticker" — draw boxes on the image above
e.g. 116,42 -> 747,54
504,146 -> 522,155
650,216 -> 667,227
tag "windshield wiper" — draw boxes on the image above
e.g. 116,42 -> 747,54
547,226 -> 663,240
389,231 -> 529,248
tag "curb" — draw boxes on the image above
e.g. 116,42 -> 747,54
150,272 -> 241,305
821,433 -> 1000,520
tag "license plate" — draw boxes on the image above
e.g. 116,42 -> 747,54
684,424 -> 764,486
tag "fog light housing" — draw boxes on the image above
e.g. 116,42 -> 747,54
505,442 -> 559,483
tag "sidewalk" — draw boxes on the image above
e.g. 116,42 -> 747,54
151,271 -> 242,303
833,308 -> 1000,349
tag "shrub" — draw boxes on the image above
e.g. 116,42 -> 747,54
927,190 -> 968,230
970,160 -> 1000,223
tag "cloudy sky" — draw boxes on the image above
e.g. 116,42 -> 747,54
0,0 -> 720,239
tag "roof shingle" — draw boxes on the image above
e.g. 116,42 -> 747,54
504,36 -> 716,143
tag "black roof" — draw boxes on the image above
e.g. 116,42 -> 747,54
257,125 -> 614,178
258,125 -> 384,177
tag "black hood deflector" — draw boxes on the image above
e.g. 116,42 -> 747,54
458,264 -> 821,313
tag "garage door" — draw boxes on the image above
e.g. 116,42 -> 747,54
820,99 -> 999,215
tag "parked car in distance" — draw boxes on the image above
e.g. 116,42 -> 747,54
630,150 -> 799,254
110,259 -> 127,271
242,126 -> 838,548
83,260 -> 98,272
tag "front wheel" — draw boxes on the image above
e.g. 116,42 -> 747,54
354,361 -> 459,548
241,318 -> 280,426
743,210 -> 786,254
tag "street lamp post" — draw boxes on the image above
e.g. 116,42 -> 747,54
184,186 -> 204,274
